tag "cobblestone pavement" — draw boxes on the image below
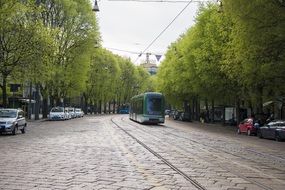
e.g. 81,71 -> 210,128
0,115 -> 284,190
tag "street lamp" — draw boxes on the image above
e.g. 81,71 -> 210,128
92,0 -> 100,12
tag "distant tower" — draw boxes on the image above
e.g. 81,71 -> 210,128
140,53 -> 158,75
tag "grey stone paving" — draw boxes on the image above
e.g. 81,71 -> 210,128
0,116 -> 196,190
114,116 -> 285,190
1,115 -> 285,190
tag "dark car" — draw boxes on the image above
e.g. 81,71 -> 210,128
173,110 -> 182,120
237,118 -> 259,136
179,112 -> 191,122
257,120 -> 285,141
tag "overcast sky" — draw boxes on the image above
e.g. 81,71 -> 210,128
95,0 -> 214,64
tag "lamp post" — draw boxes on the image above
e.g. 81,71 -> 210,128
92,0 -> 100,12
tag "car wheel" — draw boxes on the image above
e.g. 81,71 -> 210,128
275,133 -> 281,142
12,126 -> 17,135
21,125 -> 26,134
247,129 -> 251,136
237,128 -> 241,134
257,131 -> 263,138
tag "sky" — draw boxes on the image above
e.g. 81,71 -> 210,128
94,0 -> 215,65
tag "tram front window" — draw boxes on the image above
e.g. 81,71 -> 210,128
147,97 -> 161,115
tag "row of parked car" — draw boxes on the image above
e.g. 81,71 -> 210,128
49,107 -> 84,121
238,118 -> 285,141
166,110 -> 191,122
166,109 -> 285,142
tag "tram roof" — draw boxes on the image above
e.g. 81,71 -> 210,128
131,92 -> 163,99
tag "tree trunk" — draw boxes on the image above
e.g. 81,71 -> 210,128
222,106 -> 225,125
196,96 -> 200,121
42,97 -> 48,118
205,98 -> 209,123
1,76 -> 7,107
257,86 -> 263,114
191,97 -> 197,120
108,101 -> 111,114
35,84 -> 40,120
99,100 -> 102,114
28,82 -> 33,119
211,99 -> 215,123
104,102 -> 107,114
113,99 -> 116,114
236,98 -> 241,127
118,100 -> 121,113
82,93 -> 88,114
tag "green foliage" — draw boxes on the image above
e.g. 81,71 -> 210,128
157,1 -> 285,113
223,0 -> 285,109
85,49 -> 152,106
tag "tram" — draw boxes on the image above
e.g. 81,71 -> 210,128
129,92 -> 165,124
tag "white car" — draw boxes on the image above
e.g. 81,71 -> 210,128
68,107 -> 76,119
75,108 -> 84,118
49,107 -> 67,120
0,109 -> 27,135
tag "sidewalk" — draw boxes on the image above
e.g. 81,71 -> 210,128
166,116 -> 238,135
27,114 -> 47,122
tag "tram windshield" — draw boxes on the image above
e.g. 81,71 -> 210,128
147,97 -> 162,115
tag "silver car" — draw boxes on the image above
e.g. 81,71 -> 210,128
0,109 -> 27,135
75,108 -> 84,118
49,107 -> 67,120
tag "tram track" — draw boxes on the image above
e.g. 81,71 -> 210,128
127,117 -> 285,166
110,117 -> 207,190
117,116 -> 284,190
124,117 -> 285,170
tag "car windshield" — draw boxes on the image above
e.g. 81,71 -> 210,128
0,110 -> 17,118
51,107 -> 64,112
75,109 -> 81,112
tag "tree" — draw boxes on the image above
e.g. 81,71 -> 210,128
38,0 -> 100,109
223,0 -> 285,114
0,1 -> 51,107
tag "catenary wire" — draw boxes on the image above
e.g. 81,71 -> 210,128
134,0 -> 194,63
105,47 -> 163,56
108,0 -> 212,3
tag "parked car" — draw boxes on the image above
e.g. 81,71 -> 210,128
64,108 -> 72,120
173,110 -> 183,120
0,108 -> 27,135
118,105 -> 129,114
179,112 -> 191,122
237,118 -> 259,136
75,108 -> 84,118
49,107 -> 67,120
68,107 -> 76,119
169,110 -> 175,118
257,120 -> 285,141
164,109 -> 171,115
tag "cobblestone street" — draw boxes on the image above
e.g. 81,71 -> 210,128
0,115 -> 284,190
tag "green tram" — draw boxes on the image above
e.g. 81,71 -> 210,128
129,92 -> 165,124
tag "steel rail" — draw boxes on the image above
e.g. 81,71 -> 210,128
121,117 -> 279,190
111,117 -> 207,190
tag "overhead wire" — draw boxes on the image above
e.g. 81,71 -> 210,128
134,0 -> 194,63
106,47 -> 163,55
108,0 -> 210,3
